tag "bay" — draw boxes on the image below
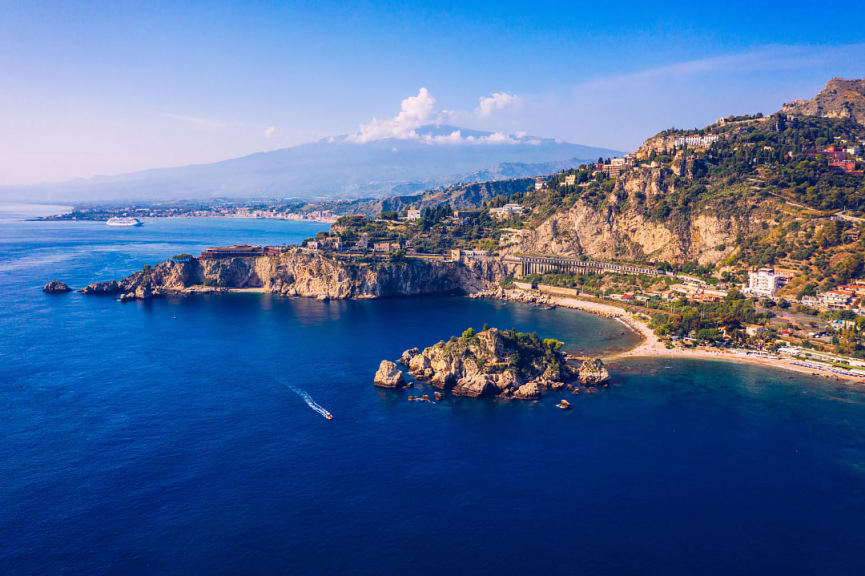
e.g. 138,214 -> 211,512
1,211 -> 864,575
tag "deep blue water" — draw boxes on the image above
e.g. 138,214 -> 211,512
2,208 -> 865,575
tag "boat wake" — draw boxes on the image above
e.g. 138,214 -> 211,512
286,384 -> 333,420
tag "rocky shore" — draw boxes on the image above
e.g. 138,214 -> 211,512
375,327 -> 610,400
78,252 -> 508,302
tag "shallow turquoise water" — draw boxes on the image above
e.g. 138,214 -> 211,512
2,211 -> 865,575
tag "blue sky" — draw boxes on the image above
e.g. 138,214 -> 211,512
2,0 -> 864,184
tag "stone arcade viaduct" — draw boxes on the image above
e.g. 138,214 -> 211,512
503,255 -> 667,279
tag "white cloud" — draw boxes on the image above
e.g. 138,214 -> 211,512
348,88 -> 436,143
480,131 -> 518,144
419,129 -> 532,146
422,129 -> 466,144
264,126 -> 277,139
347,88 -> 531,145
476,92 -> 517,117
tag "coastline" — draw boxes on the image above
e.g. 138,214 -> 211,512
475,288 -> 865,384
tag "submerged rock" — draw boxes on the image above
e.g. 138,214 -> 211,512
43,280 -> 71,294
374,360 -> 406,389
578,358 -> 610,386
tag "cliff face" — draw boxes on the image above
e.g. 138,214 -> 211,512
782,78 -> 865,126
509,165 -> 777,265
83,252 -> 508,301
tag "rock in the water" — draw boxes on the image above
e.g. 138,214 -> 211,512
578,358 -> 610,385
43,280 -> 71,294
513,381 -> 541,400
408,353 -> 434,380
434,391 -> 444,401
452,374 -> 496,397
400,347 -> 420,366
81,280 -> 121,295
374,360 -> 406,388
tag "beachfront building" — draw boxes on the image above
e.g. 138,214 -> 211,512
745,324 -> 766,337
745,268 -> 781,298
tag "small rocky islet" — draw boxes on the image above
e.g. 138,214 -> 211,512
374,327 -> 610,401
43,280 -> 72,294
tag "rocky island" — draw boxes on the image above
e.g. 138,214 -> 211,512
377,327 -> 609,400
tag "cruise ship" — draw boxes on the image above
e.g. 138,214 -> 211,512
106,217 -> 142,227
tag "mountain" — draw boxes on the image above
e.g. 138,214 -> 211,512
0,125 -> 619,203
782,78 -> 865,126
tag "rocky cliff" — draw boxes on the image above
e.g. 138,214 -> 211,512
782,78 -> 865,126
509,163 -> 777,265
82,252 -> 508,301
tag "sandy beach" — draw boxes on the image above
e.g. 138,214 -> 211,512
493,290 -> 865,384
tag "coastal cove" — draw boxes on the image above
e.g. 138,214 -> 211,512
4,214 -> 865,573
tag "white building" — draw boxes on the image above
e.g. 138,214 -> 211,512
674,134 -> 720,148
820,290 -> 854,310
450,249 -> 490,262
406,209 -> 422,221
490,203 -> 525,219
745,268 -> 781,297
534,179 -> 545,191
563,174 -> 577,186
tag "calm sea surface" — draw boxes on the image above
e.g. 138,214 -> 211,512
2,207 -> 865,575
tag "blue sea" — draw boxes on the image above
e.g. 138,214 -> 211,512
2,206 -> 865,575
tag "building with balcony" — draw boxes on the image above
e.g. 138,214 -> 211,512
745,268 -> 782,297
